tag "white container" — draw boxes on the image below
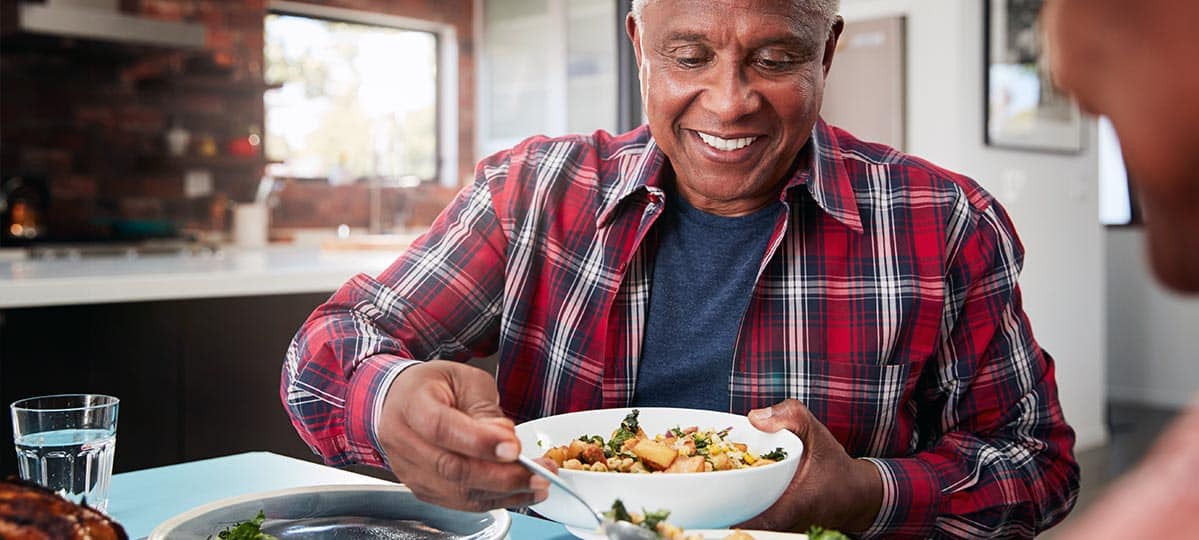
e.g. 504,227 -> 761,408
233,203 -> 269,247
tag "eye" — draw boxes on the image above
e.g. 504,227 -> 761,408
753,50 -> 801,72
670,46 -> 712,69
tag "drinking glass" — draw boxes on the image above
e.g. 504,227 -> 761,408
10,394 -> 120,512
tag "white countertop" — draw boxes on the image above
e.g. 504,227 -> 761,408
0,245 -> 400,309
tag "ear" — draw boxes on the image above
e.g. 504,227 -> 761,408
626,12 -> 644,69
821,16 -> 845,78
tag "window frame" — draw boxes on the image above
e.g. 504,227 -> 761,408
266,1 -> 459,187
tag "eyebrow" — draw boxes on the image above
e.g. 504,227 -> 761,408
661,31 -> 812,51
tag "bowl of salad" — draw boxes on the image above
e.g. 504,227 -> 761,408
515,407 -> 803,530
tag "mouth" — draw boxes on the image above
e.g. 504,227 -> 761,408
695,132 -> 757,153
696,131 -> 759,152
687,129 -> 765,164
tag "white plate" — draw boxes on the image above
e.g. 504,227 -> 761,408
566,524 -> 808,540
149,484 -> 509,539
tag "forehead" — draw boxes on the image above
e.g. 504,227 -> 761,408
642,0 -> 814,41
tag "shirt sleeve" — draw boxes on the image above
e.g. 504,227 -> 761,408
279,153 -> 511,468
859,201 -> 1080,538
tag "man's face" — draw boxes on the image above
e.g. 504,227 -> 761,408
627,0 -> 840,216
1045,0 -> 1199,292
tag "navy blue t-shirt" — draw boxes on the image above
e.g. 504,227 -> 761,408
631,189 -> 780,411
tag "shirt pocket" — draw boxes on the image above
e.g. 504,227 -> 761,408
801,360 -> 913,457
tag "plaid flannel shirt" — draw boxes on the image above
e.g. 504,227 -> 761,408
282,120 -> 1079,538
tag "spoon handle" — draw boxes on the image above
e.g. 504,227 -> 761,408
517,454 -> 605,525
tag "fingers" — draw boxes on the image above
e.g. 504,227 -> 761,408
748,399 -> 813,440
382,410 -> 548,511
401,363 -> 521,463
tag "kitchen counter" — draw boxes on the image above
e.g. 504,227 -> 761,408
0,244 -> 401,309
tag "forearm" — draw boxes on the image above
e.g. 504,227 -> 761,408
859,386 -> 1079,538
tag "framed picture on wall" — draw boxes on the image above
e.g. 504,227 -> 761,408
984,0 -> 1083,153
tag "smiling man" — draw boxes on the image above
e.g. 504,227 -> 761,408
282,1 -> 1078,538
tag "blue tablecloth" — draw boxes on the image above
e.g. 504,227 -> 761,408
108,451 -> 573,539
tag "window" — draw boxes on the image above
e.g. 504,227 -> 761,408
479,0 -> 621,156
265,3 -> 456,185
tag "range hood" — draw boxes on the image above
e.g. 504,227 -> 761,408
16,0 -> 206,49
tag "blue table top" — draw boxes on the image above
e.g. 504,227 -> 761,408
108,451 -> 574,539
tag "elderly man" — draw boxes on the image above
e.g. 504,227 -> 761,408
282,0 -> 1078,537
1043,1 -> 1199,538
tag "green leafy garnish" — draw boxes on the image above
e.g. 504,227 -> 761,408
805,525 -> 850,540
578,434 -> 605,446
692,432 -> 711,455
761,447 -> 788,461
606,500 -> 671,538
217,510 -> 276,540
606,499 -> 635,524
640,508 -> 671,532
669,426 -> 686,438
607,409 -> 641,457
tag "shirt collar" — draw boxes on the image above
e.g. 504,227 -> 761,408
597,119 -> 863,234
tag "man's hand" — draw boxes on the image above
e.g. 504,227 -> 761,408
376,360 -> 549,511
738,399 -> 882,533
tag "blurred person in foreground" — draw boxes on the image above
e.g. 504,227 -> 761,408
1044,0 -> 1199,538
281,0 -> 1079,536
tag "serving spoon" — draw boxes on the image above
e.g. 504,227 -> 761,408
518,454 -> 660,540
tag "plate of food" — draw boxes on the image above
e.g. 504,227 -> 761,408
148,484 -> 509,539
564,500 -> 848,540
515,407 -> 803,530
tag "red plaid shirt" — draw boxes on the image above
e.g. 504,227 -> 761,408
283,120 -> 1078,538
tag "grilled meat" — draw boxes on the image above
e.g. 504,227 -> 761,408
0,477 -> 127,540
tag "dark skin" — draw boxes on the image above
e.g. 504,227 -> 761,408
377,1 -> 883,530
1043,0 -> 1199,292
629,1 -> 881,532
377,361 -> 547,511
1044,1 -> 1199,537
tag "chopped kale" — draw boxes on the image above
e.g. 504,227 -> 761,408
805,525 -> 850,540
606,499 -> 635,524
640,508 -> 672,532
607,409 -> 641,457
761,447 -> 788,461
217,510 -> 276,540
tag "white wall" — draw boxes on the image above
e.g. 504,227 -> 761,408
841,0 -> 1108,450
1107,228 -> 1199,408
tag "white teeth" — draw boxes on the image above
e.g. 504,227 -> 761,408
697,131 -> 757,151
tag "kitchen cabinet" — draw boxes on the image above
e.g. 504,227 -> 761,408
0,293 -> 330,476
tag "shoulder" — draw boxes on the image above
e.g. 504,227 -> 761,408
827,124 -> 996,215
479,127 -> 653,182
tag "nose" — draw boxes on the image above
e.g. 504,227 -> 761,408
701,61 -> 761,123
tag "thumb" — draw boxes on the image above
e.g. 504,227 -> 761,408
748,399 -> 812,440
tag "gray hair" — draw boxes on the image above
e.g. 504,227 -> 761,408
630,0 -> 841,49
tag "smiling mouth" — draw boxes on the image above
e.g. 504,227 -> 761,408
696,131 -> 759,152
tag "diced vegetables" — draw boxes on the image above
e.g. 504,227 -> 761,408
541,409 -> 787,474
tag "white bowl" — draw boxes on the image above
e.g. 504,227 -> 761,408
515,407 -> 803,530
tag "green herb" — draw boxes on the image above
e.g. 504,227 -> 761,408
716,427 -> 731,439
605,500 -> 670,539
217,510 -> 276,540
607,409 -> 641,457
606,499 -> 635,524
669,426 -> 685,438
578,434 -> 605,446
761,447 -> 788,461
692,432 -> 711,455
640,508 -> 671,532
805,525 -> 850,540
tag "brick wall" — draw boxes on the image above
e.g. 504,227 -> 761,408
0,0 -> 473,242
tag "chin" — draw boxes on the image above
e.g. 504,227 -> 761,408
1145,215 -> 1199,294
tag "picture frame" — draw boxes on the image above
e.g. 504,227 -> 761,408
984,0 -> 1083,153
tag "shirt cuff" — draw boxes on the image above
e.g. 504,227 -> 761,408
859,457 -> 942,539
345,354 -> 421,468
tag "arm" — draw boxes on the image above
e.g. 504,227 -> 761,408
279,155 -> 551,510
859,201 -> 1080,538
